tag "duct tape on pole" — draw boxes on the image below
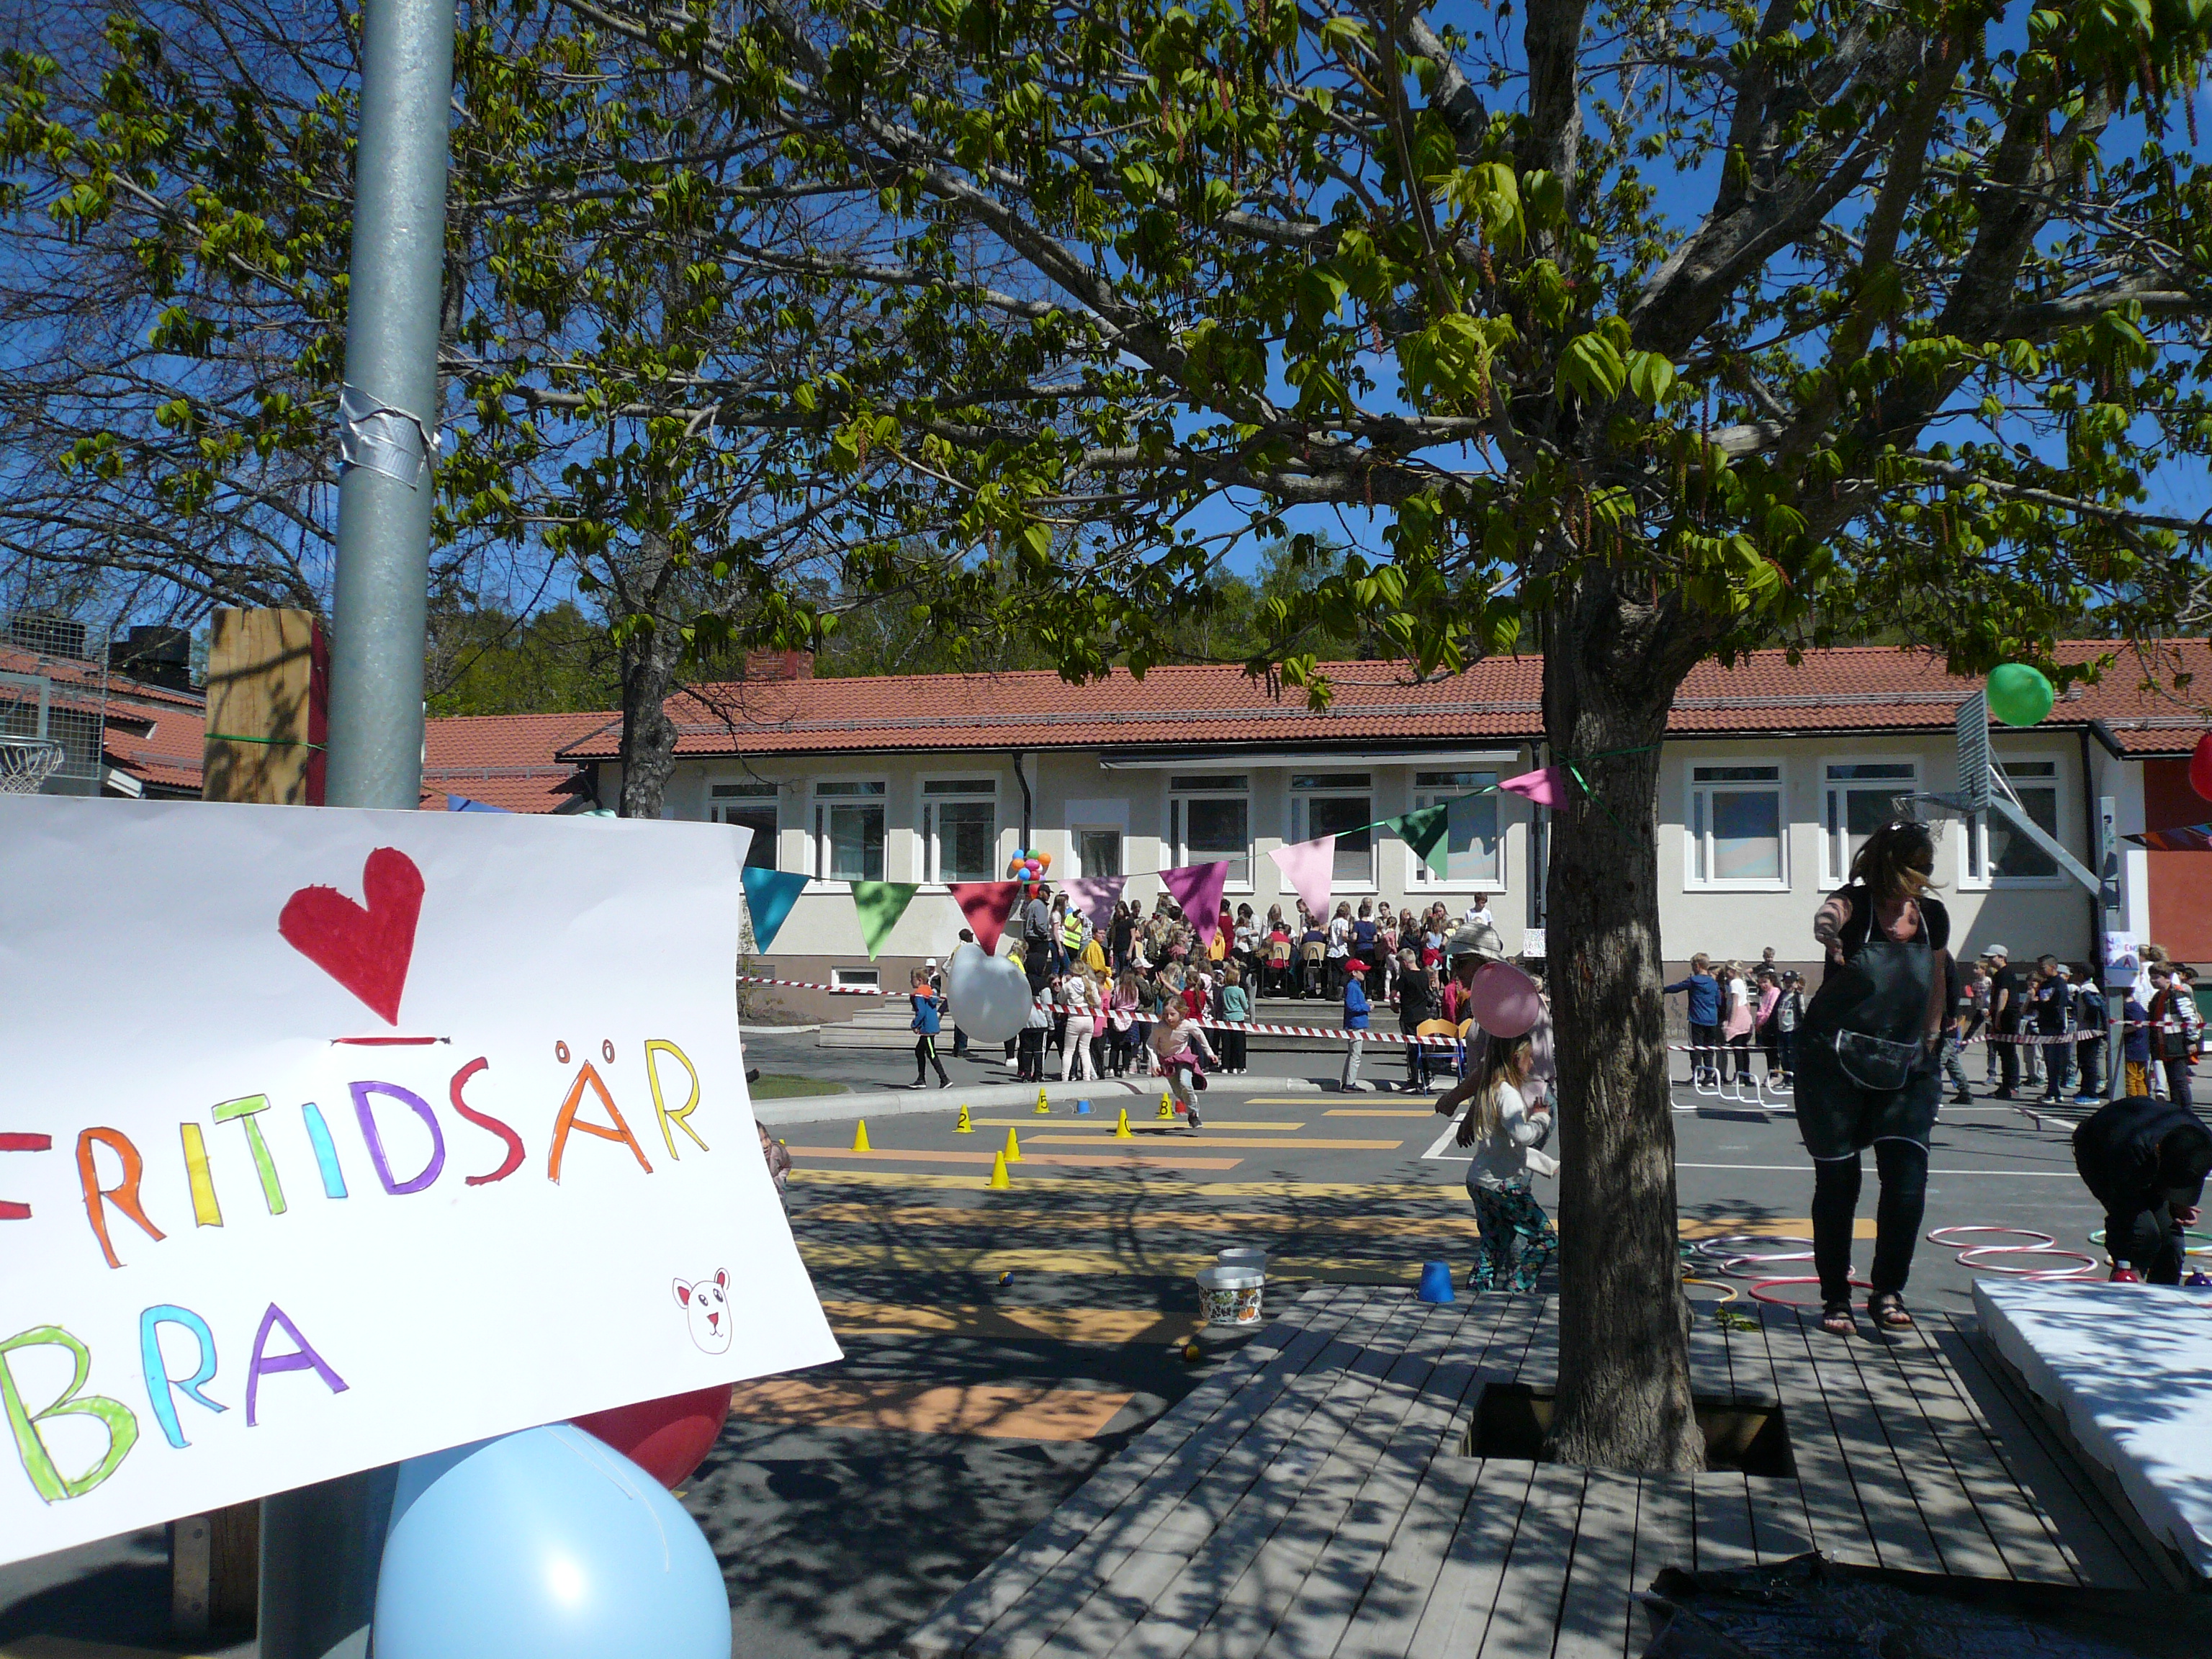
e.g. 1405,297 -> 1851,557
263,0 -> 456,1654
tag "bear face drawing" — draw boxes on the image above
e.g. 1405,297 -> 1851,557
673,1269 -> 732,1354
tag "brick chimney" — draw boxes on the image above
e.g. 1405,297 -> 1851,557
742,648 -> 814,681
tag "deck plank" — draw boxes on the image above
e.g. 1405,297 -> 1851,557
1400,1460 -> 1537,1659
1630,1473 -> 1695,1597
1551,1470 -> 1639,1659
1743,1305 -> 1877,1567
1473,1462 -> 1586,1659
1689,1472 -> 1760,1573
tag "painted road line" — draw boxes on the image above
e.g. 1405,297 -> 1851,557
786,1145 -> 1244,1170
1423,1111 -> 1469,1159
1324,1108 -> 1443,1118
819,1301 -> 1202,1345
1022,1135 -> 1405,1151
796,1243 -> 1444,1275
802,1202 -> 1485,1236
791,1172 -> 1463,1196
965,1118 -> 1307,1130
1675,1162 -> 2084,1176
727,1377 -> 1134,1439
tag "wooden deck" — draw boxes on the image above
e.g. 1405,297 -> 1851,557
902,1285 -> 2170,1659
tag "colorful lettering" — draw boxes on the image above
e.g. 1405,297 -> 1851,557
76,1128 -> 166,1270
179,1125 -> 223,1228
0,1132 -> 51,1222
644,1039 -> 708,1159
0,1325 -> 139,1502
348,1081 -> 445,1195
546,1062 -> 653,1182
140,1305 -> 225,1449
300,1104 -> 349,1199
449,1058 -> 523,1186
211,1095 -> 286,1215
245,1304 -> 349,1426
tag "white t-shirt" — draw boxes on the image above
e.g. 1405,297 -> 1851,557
1466,1080 -> 1552,1192
1462,902 -> 1494,929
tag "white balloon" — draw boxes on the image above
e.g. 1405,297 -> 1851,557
947,947 -> 1033,1043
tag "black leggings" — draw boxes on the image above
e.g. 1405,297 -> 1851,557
1812,1139 -> 1929,1304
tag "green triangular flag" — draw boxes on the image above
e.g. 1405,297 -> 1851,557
850,881 -> 921,959
1392,802 -> 1452,880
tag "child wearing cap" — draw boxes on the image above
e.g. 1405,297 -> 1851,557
1341,959 -> 1372,1092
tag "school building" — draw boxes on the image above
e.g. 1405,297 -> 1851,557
550,642 -> 2212,1019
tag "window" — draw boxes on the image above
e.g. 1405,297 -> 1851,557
813,780 -> 886,882
1966,760 -> 2063,883
922,778 -> 997,883
709,781 -> 781,868
830,967 -> 880,992
1291,772 -> 1375,885
1686,764 -> 1786,888
1412,770 -> 1501,885
1822,762 -> 1918,884
1074,828 -> 1123,878
1168,774 -> 1250,884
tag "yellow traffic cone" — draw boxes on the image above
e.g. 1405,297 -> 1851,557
1156,1092 -> 1174,1120
1004,1127 -> 1023,1163
852,1120 -> 871,1152
1114,1108 -> 1133,1140
955,1103 -> 973,1133
987,1151 -> 1012,1189
1035,1087 -> 1051,1115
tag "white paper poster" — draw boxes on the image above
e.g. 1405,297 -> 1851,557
0,796 -> 837,1565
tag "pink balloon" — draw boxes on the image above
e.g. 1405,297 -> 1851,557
1469,961 -> 1542,1038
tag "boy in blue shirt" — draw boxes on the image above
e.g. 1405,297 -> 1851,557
1665,953 -> 1722,1085
909,968 -> 950,1089
1341,960 -> 1372,1092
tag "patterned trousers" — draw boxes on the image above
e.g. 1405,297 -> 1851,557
1468,1184 -> 1558,1292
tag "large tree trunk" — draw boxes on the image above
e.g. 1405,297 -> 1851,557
1540,575 -> 1713,1473
616,610 -> 683,818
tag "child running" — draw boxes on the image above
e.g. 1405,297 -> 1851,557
909,968 -> 950,1089
1434,1032 -> 1557,1291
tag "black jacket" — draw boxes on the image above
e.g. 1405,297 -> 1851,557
2072,1096 -> 2212,1208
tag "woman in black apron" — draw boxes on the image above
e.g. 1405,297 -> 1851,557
1797,821 -> 1951,1334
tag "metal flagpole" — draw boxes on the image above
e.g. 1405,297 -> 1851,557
261,0 -> 454,1650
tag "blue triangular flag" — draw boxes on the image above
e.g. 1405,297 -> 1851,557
740,867 -> 810,953
446,794 -> 513,813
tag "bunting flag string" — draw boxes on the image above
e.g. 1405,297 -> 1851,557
1063,875 -> 1128,932
1161,861 -> 1231,947
739,867 -> 811,953
948,879 -> 1022,953
1267,836 -> 1336,918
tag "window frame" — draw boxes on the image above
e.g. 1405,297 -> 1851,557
917,772 -> 1002,887
1069,824 -> 1125,880
1166,773 -> 1254,891
706,775 -> 784,870
1290,771 -> 1377,891
1682,760 -> 1791,892
1958,752 -> 2071,890
809,775 -> 889,889
1820,756 -> 1922,887
1408,768 -> 1503,890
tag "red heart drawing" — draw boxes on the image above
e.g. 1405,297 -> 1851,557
278,848 -> 425,1025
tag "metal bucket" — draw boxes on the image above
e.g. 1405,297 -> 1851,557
1216,1246 -> 1269,1274
1196,1264 -> 1265,1327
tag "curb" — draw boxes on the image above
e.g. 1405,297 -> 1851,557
750,1071 -> 1350,1127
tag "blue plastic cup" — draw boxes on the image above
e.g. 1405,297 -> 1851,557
1417,1260 -> 1456,1303
1075,1099 -> 1093,1115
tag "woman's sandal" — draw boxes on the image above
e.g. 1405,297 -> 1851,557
1867,1292 -> 1915,1330
1819,1300 -> 1856,1336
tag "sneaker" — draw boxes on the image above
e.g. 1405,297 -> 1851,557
1993,1089 -> 2014,1100
2073,1094 -> 2100,1105
1951,1093 -> 1974,1105
1185,1102 -> 1202,1128
938,1076 -> 954,1089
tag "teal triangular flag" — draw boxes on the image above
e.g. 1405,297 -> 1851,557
1392,802 -> 1452,880
851,881 -> 921,959
739,867 -> 809,954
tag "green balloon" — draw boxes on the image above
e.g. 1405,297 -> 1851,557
1987,662 -> 2054,727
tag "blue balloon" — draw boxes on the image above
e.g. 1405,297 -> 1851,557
375,1424 -> 729,1659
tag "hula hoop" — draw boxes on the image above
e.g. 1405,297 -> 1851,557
1681,1277 -> 1740,1306
2088,1229 -> 2212,1257
1927,1225 -> 2055,1251
1750,1276 -> 1869,1306
1719,1250 -> 1814,1277
1956,1246 -> 2100,1279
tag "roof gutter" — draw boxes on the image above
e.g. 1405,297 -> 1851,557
1011,750 -> 1033,847
2085,718 -> 2129,763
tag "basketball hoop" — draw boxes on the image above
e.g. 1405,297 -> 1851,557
0,736 -> 65,795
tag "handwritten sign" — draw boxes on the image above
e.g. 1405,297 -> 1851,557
0,796 -> 836,1565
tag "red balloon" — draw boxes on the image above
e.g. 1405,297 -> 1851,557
571,1382 -> 733,1488
2192,731 -> 2212,801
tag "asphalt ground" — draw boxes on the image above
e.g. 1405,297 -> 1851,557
3,1052 -> 2185,1659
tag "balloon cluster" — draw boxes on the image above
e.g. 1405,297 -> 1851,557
1007,847 -> 1052,894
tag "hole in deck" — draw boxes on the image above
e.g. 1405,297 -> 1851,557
1462,1382 -> 1796,1478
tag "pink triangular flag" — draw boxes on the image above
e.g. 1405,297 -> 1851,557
1161,861 -> 1231,948
1267,836 -> 1335,921
1499,766 -> 1574,809
1063,876 -> 1126,933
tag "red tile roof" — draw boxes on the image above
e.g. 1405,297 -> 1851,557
421,711 -> 613,812
554,641 -> 2212,760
